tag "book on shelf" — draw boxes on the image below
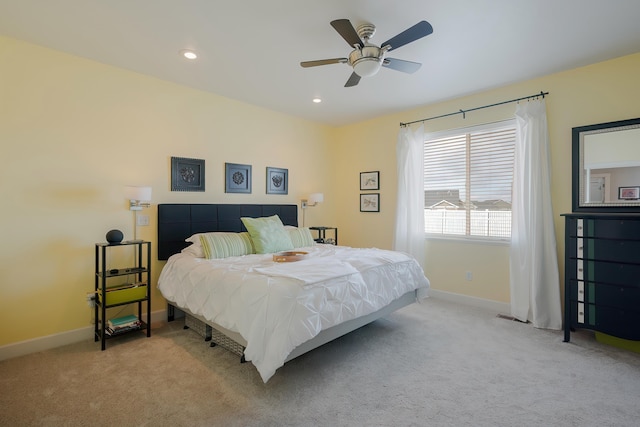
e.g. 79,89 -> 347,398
106,314 -> 142,336
108,314 -> 139,328
105,323 -> 142,336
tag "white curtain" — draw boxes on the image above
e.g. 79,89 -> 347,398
394,124 -> 425,267
510,99 -> 562,329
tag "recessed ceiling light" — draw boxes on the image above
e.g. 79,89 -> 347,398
180,49 -> 197,60
312,98 -> 322,103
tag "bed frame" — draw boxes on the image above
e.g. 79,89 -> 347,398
157,203 -> 418,364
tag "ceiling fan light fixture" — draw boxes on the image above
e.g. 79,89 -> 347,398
353,57 -> 382,77
301,19 -> 433,87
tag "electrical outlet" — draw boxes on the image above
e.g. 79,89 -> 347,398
86,292 -> 96,307
465,271 -> 473,281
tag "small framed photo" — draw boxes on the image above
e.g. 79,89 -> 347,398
266,167 -> 288,195
171,157 -> 205,192
225,163 -> 252,193
360,171 -> 380,190
618,186 -> 640,200
360,193 -> 380,212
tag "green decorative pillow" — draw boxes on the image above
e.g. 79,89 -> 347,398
288,227 -> 315,248
241,215 -> 294,254
199,232 -> 255,259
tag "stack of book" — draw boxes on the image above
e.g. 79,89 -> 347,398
106,314 -> 141,336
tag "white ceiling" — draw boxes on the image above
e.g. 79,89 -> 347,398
2,0 -> 640,126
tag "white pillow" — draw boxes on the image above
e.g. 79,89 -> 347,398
181,234 -> 205,257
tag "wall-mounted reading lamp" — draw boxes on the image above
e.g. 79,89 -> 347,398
300,193 -> 323,226
124,185 -> 152,242
301,193 -> 324,209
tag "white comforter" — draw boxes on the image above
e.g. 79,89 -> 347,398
157,245 -> 430,382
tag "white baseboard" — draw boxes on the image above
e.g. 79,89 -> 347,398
0,309 -> 168,362
428,289 -> 510,314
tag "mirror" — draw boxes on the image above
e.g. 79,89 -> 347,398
572,117 -> 640,212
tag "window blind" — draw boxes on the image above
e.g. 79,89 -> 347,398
424,122 -> 516,239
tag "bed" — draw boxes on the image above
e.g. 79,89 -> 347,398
157,203 -> 430,382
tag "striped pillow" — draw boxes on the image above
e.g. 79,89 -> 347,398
288,227 -> 315,248
199,232 -> 255,259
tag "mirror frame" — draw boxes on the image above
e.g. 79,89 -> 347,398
572,117 -> 640,212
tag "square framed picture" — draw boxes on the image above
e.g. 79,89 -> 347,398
171,157 -> 205,192
225,162 -> 252,193
266,167 -> 288,195
360,171 -> 380,190
360,193 -> 380,212
618,186 -> 640,200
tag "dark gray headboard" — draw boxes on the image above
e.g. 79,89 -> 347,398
157,203 -> 298,260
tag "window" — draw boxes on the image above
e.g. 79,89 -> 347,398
423,120 -> 516,240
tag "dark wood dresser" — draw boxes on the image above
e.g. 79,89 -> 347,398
563,213 -> 640,342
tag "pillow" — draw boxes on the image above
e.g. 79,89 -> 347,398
199,232 -> 254,259
287,227 -> 315,248
181,233 -> 207,258
241,215 -> 294,254
181,243 -> 204,258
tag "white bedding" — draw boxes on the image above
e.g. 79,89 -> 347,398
157,244 -> 430,382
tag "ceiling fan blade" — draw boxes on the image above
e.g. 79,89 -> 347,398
300,58 -> 347,68
383,58 -> 422,74
331,19 -> 364,48
345,72 -> 361,87
381,21 -> 433,52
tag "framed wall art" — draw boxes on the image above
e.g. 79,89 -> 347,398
266,167 -> 288,195
360,171 -> 380,190
619,186 -> 640,200
171,157 -> 205,192
360,193 -> 380,212
225,162 -> 252,193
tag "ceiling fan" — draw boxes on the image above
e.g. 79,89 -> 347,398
300,19 -> 433,87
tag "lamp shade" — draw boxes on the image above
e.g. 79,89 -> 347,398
353,57 -> 382,77
309,193 -> 324,204
124,186 -> 152,201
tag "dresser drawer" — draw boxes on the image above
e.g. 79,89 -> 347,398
568,281 -> 640,311
590,239 -> 640,264
593,283 -> 640,310
567,280 -> 586,302
591,219 -> 640,239
593,306 -> 640,341
590,261 -> 640,286
569,302 -> 594,327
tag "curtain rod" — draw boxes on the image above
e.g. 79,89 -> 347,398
399,90 -> 549,127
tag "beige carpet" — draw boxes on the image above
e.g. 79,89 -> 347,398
1,298 -> 640,426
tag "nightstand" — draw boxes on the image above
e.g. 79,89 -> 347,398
309,226 -> 338,245
95,240 -> 151,350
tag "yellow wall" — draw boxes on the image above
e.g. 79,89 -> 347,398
331,53 -> 640,304
2,32 -> 640,349
0,36 -> 334,346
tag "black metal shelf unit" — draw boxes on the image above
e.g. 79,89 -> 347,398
94,241 -> 151,350
309,226 -> 338,245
